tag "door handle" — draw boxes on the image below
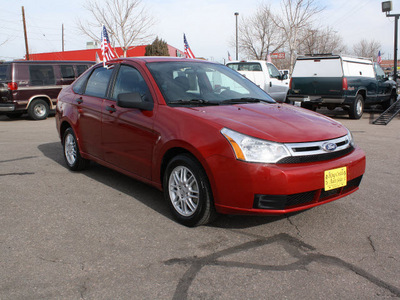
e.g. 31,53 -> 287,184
106,105 -> 116,113
270,82 -> 272,87
76,98 -> 83,104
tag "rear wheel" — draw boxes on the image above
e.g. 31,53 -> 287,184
28,99 -> 49,120
349,94 -> 364,119
301,102 -> 317,111
163,154 -> 216,227
63,128 -> 89,171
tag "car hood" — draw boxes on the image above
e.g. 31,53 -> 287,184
178,102 -> 347,143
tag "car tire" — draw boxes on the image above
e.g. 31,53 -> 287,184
382,92 -> 397,110
163,154 -> 216,227
349,94 -> 364,119
28,99 -> 49,120
301,102 -> 316,111
63,127 -> 89,171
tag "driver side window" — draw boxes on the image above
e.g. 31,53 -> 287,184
374,63 -> 386,79
266,63 -> 281,79
111,65 -> 152,102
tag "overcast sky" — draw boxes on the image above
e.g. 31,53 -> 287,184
0,0 -> 397,63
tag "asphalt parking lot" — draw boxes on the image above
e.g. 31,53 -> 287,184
1,109 -> 399,299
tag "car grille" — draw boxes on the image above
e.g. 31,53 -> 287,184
277,134 -> 353,164
254,175 -> 363,210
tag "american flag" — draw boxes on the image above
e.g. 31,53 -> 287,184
184,34 -> 195,59
101,25 -> 116,66
228,51 -> 232,61
377,51 -> 382,64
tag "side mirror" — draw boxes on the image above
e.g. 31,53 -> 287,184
117,92 -> 153,111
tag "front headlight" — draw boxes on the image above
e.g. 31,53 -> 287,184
346,129 -> 355,147
221,128 -> 291,163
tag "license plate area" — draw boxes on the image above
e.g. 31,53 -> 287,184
324,167 -> 347,191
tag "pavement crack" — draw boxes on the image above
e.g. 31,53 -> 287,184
0,172 -> 35,177
165,233 -> 400,299
0,156 -> 38,164
368,235 -> 376,253
287,216 -> 302,237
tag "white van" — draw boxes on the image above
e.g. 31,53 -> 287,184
226,60 -> 289,102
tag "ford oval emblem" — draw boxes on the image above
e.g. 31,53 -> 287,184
322,142 -> 337,152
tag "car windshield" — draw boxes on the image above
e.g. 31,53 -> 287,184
146,61 -> 275,106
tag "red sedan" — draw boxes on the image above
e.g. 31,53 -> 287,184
56,57 -> 366,226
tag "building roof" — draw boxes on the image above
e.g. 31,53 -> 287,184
29,45 -> 184,61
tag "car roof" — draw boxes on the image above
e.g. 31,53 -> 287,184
105,57 -> 218,64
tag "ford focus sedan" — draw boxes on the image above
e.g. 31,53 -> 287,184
55,57 -> 366,227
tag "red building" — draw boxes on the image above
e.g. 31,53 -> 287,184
29,44 -> 184,61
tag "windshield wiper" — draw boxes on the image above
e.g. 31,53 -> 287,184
221,97 -> 264,104
168,99 -> 219,106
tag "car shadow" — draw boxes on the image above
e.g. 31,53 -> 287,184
0,113 -> 56,122
38,142 -> 287,229
38,142 -> 170,220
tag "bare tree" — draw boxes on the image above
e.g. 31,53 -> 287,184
238,5 -> 286,60
77,0 -> 155,57
298,26 -> 347,55
352,39 -> 381,60
272,0 -> 324,71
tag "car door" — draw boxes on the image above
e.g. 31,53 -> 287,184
101,63 -> 157,180
76,65 -> 115,159
266,62 -> 289,102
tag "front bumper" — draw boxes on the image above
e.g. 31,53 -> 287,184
207,146 -> 366,215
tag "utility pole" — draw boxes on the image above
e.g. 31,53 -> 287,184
62,23 -> 64,52
22,6 -> 29,60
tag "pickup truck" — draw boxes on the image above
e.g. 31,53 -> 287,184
287,54 -> 397,119
226,60 -> 289,102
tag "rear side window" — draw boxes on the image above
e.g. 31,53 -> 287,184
342,61 -> 374,77
77,65 -> 89,76
61,65 -> 75,79
85,67 -> 114,98
29,65 -> 55,86
0,64 -> 10,81
72,70 -> 92,94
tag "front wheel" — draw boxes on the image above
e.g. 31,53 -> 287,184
382,93 -> 397,110
63,128 -> 89,171
349,94 -> 364,119
163,154 -> 216,227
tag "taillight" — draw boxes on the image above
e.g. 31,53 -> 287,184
289,77 -> 293,89
7,82 -> 18,91
342,77 -> 348,90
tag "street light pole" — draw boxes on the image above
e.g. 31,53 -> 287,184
382,1 -> 400,82
234,12 -> 239,60
386,12 -> 400,82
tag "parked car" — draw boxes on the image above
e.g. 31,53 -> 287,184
0,60 -> 94,120
287,54 -> 397,119
226,60 -> 289,102
56,57 -> 366,227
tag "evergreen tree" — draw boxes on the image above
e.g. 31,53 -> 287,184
145,37 -> 170,56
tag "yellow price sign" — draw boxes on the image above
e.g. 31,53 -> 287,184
324,167 -> 347,191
